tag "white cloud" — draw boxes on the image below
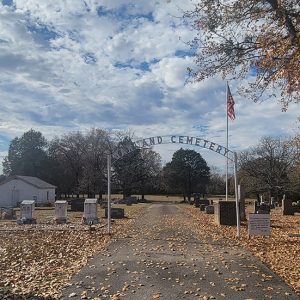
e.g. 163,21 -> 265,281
152,57 -> 190,88
0,0 -> 298,175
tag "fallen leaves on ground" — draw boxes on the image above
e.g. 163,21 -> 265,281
0,204 -> 147,299
181,205 -> 300,294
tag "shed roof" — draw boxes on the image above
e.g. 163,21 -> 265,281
0,175 -> 56,189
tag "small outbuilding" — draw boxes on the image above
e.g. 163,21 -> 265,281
0,175 -> 56,208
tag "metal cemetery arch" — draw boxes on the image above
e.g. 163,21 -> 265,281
107,135 -> 240,237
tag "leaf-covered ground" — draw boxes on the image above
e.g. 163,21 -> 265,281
181,205 -> 300,295
1,203 -> 299,299
62,203 -> 298,300
0,204 -> 147,299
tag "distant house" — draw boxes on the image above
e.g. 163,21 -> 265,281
0,175 -> 56,208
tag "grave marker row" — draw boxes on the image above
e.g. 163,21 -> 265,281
17,199 -> 101,225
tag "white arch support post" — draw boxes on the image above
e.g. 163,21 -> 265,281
234,152 -> 240,237
107,153 -> 112,235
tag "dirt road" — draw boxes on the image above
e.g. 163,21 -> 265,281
62,204 -> 299,299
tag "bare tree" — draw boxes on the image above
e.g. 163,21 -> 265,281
49,132 -> 86,197
207,166 -> 226,195
184,0 -> 300,107
79,128 -> 112,198
239,136 -> 298,200
136,149 -> 162,200
113,136 -> 162,198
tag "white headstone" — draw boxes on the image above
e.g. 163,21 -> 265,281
84,198 -> 99,224
20,200 -> 35,220
248,213 -> 270,236
55,200 -> 67,220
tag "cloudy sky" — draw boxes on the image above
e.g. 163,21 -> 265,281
0,0 -> 299,173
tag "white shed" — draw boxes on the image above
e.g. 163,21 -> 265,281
0,175 -> 56,208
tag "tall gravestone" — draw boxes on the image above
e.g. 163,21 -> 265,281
280,194 -> 286,207
238,184 -> 246,221
282,198 -> 294,216
214,201 -> 237,225
55,200 -> 67,224
18,200 -> 36,224
194,193 -> 200,208
83,198 -> 99,224
71,198 -> 85,211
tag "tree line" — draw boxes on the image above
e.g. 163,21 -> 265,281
0,129 -> 212,200
238,135 -> 300,201
1,129 -> 162,199
1,129 -> 299,201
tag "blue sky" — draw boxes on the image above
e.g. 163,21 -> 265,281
0,0 -> 299,173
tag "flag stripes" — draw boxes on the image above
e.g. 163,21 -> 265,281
227,84 -> 235,120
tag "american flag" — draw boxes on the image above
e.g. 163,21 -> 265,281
227,84 -> 235,120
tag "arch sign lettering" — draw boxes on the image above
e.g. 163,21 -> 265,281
112,135 -> 234,163
107,134 -> 240,237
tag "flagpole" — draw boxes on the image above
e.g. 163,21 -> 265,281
226,82 -> 228,201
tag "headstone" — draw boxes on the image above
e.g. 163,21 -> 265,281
83,198 -> 99,224
199,199 -> 210,206
194,193 -> 201,207
205,205 -> 214,214
279,194 -> 286,207
238,185 -> 246,221
270,197 -> 276,209
119,196 -> 138,205
1,208 -> 16,220
214,201 -> 237,225
248,213 -> 270,236
199,204 -> 206,211
257,202 -> 270,214
130,196 -> 138,204
294,201 -> 300,213
105,208 -> 125,219
71,198 -> 85,211
18,200 -> 36,224
55,200 -> 67,224
282,198 -> 294,215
